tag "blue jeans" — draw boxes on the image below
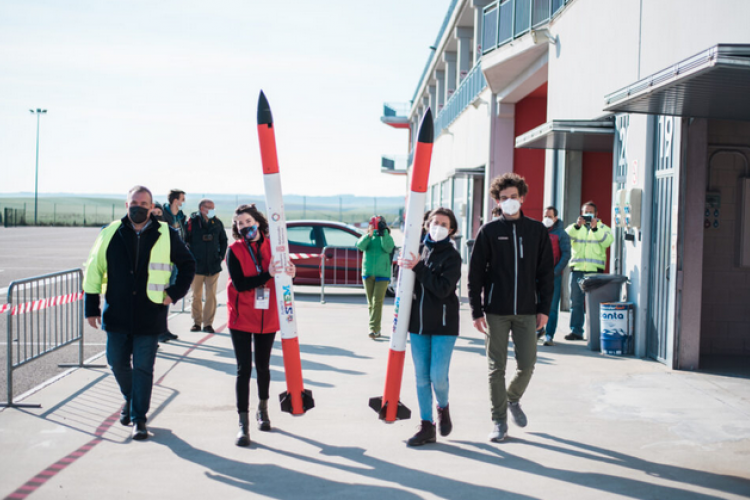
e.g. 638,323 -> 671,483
569,270 -> 585,336
409,333 -> 457,422
106,331 -> 160,423
546,274 -> 563,338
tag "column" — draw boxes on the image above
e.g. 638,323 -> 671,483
428,85 -> 437,116
435,70 -> 445,112
455,27 -> 473,83
442,51 -> 457,102
472,0 -> 494,64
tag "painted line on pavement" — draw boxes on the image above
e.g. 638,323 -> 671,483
3,323 -> 226,500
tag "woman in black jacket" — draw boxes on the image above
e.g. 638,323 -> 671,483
398,207 -> 462,446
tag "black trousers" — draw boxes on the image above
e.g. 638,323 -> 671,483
229,329 -> 277,414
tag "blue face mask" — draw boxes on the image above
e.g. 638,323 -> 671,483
240,224 -> 258,241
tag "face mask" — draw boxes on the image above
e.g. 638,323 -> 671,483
240,224 -> 258,241
128,205 -> 149,224
542,217 -> 554,228
429,224 -> 449,242
500,199 -> 521,216
206,209 -> 215,219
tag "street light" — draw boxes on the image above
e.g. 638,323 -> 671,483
29,108 -> 47,225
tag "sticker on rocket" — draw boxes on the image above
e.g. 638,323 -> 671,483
369,108 -> 434,423
257,90 -> 314,415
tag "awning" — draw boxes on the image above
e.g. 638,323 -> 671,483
604,44 -> 750,121
446,166 -> 485,178
515,119 -> 614,151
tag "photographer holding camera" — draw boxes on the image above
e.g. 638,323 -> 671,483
357,215 -> 395,339
186,198 -> 228,334
564,201 -> 613,341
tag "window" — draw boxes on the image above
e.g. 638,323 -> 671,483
322,227 -> 360,248
287,226 -> 318,248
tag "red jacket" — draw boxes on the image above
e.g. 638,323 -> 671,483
226,239 -> 279,333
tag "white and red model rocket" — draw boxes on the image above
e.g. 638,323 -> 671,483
369,109 -> 433,422
257,91 -> 314,415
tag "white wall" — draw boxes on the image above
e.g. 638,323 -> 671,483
547,0 -> 750,122
429,87 -> 494,187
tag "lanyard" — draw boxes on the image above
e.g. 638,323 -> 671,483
246,241 -> 263,274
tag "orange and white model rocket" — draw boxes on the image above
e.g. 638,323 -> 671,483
369,109 -> 433,422
257,90 -> 314,415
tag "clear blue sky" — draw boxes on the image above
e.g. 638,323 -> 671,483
0,0 -> 449,198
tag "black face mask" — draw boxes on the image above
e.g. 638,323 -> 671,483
129,206 -> 150,224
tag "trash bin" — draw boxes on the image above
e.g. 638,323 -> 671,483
578,274 -> 628,352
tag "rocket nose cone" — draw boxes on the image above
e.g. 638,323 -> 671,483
417,108 -> 434,144
257,91 -> 273,126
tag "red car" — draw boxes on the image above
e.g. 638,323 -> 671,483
287,220 -> 397,295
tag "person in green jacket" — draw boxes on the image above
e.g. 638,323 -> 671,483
565,201 -> 614,341
357,215 -> 395,339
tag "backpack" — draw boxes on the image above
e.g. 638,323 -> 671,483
549,232 -> 561,266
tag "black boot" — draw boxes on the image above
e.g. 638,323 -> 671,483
119,400 -> 131,426
236,412 -> 250,447
437,404 -> 452,437
407,420 -> 436,446
256,399 -> 271,431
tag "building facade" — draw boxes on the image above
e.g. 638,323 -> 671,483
381,0 -> 750,370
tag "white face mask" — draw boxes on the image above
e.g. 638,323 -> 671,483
542,217 -> 554,228
206,209 -> 215,219
500,199 -> 521,216
429,224 -> 449,242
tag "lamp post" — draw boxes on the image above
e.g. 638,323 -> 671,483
29,108 -> 47,225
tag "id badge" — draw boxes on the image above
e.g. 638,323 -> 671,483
255,286 -> 270,310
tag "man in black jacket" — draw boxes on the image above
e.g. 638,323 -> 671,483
468,173 -> 554,443
186,198 -> 227,334
83,186 -> 195,440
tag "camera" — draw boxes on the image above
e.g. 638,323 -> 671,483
582,214 -> 594,225
370,215 -> 388,233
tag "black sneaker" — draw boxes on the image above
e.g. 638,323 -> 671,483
407,420 -> 436,446
119,401 -> 131,426
564,333 -> 584,341
536,327 -> 546,339
203,325 -> 215,333
132,421 -> 148,441
158,331 -> 178,343
190,324 -> 201,332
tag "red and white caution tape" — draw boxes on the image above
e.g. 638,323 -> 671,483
288,253 -> 321,260
0,291 -> 84,316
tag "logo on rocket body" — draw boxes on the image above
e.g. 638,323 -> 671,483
282,285 -> 294,320
392,297 -> 400,333
272,213 -> 281,222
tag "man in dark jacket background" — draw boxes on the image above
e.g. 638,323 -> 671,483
83,185 -> 195,440
186,198 -> 227,334
468,173 -> 554,443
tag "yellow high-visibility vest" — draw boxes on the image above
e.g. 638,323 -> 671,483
83,220 -> 172,304
566,222 -> 613,272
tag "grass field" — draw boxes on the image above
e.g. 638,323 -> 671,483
0,194 -> 404,227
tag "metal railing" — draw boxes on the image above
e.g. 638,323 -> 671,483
434,62 -> 488,136
319,246 -> 363,304
482,0 -> 570,55
2,269 -> 104,408
383,102 -> 411,118
381,155 -> 410,173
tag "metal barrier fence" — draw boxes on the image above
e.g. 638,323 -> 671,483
319,246 -> 363,304
1,269 -> 104,408
482,0 -> 571,55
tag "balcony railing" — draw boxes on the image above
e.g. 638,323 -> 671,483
382,102 -> 410,118
482,0 -> 570,55
434,62 -> 487,137
381,154 -> 409,175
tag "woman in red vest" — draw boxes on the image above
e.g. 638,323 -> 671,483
226,204 -> 294,447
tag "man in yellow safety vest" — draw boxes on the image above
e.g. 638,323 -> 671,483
83,185 -> 195,440
564,201 -> 613,341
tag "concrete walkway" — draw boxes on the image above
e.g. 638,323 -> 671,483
1,287 -> 749,500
